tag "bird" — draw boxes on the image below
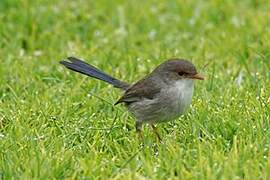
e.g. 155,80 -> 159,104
60,57 -> 204,141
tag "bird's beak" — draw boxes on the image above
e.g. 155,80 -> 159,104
190,73 -> 204,80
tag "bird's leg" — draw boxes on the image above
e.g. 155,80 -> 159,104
136,121 -> 143,141
151,124 -> 162,142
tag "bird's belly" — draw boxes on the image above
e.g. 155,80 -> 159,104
128,80 -> 194,124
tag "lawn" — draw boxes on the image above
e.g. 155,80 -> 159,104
0,0 -> 269,179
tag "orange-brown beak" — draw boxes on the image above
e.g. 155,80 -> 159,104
190,73 -> 204,80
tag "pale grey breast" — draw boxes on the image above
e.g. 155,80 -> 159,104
127,79 -> 194,124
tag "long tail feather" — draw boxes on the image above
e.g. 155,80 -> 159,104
60,57 -> 129,90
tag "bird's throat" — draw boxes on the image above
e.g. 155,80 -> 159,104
172,79 -> 194,113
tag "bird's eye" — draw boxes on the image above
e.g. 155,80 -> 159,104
178,72 -> 185,76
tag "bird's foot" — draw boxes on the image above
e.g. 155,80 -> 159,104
151,124 -> 162,142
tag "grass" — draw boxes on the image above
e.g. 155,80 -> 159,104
0,0 -> 270,179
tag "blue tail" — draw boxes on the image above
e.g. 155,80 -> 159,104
60,57 -> 129,90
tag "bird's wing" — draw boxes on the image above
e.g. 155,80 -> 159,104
115,76 -> 161,105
